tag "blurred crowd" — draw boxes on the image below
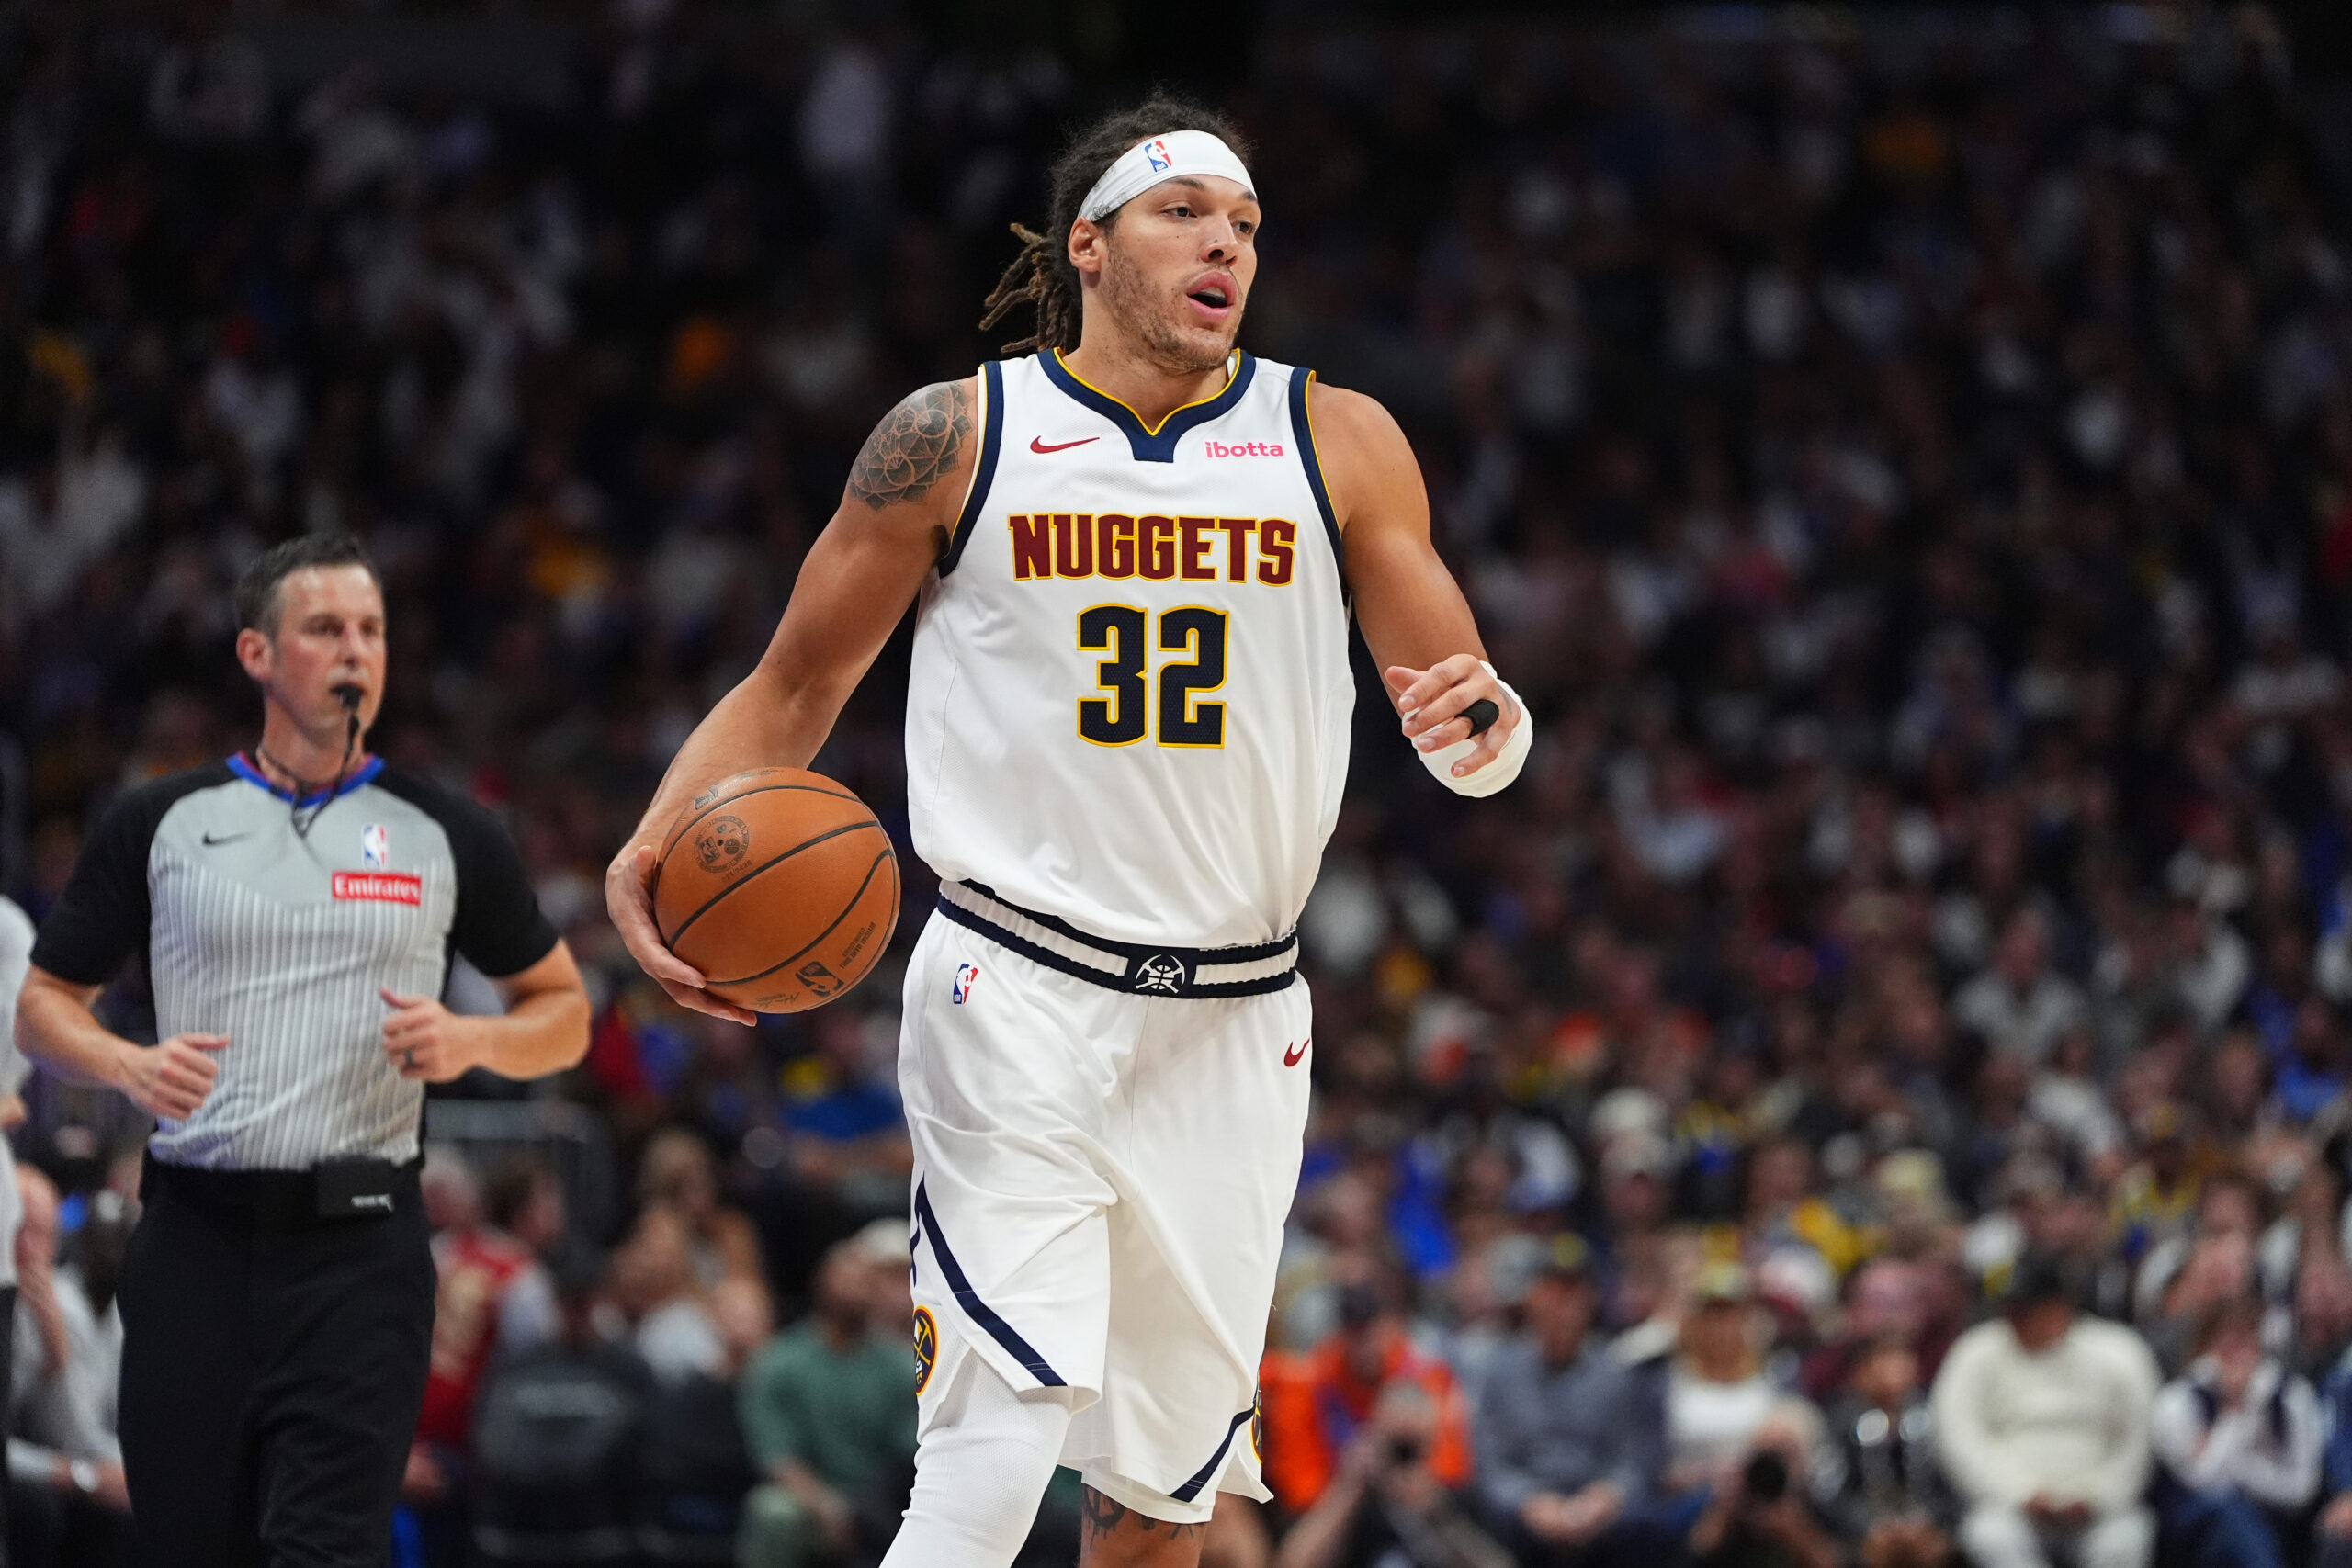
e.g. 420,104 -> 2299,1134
6,1 -> 2352,1566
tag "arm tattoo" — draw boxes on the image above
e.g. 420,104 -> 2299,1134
848,380 -> 971,510
1079,1485 -> 1204,1551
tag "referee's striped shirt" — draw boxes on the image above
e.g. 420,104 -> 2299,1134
29,755 -> 558,1171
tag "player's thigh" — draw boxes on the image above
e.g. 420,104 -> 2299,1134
1122,978 -> 1314,1318
899,913 -> 1144,1146
905,924 -> 1131,1401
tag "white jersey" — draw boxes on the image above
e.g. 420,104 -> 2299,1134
905,349 -> 1353,948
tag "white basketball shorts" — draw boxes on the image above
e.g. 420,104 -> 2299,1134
899,881 -> 1314,1514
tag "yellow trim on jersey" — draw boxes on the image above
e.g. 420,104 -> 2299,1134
1298,369 -> 1342,537
1050,349 -> 1242,437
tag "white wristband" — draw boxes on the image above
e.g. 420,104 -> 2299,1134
1416,662 -> 1532,797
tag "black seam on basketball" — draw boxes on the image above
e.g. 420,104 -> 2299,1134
662,821 -> 884,945
702,848 -> 898,987
658,782 -> 865,860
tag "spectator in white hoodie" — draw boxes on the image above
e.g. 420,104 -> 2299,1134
2149,1296 -> 2320,1568
1931,1256 -> 2160,1568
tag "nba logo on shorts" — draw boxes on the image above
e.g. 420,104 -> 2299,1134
360,824 -> 389,869
951,963 -> 980,1004
1145,138 -> 1173,172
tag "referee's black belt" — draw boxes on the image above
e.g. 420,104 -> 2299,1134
934,880 -> 1299,999
141,1152 -> 423,1228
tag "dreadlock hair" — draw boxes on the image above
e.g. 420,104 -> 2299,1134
979,96 -> 1253,355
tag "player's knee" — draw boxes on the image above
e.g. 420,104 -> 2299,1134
887,1356 -> 1072,1566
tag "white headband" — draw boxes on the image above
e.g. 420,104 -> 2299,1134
1079,130 -> 1256,223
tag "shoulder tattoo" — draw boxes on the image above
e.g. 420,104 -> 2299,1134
848,381 -> 972,510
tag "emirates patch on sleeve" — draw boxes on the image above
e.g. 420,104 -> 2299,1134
332,871 -> 422,905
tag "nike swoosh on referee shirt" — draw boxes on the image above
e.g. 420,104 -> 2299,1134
1029,435 -> 1100,454
201,831 -> 253,847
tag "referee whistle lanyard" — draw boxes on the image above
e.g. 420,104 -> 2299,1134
260,686 -> 365,839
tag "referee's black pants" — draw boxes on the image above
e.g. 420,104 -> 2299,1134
118,1158 -> 435,1568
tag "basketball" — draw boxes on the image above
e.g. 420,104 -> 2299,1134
651,768 -> 900,1013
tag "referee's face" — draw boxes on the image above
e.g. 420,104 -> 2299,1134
241,565 -> 389,739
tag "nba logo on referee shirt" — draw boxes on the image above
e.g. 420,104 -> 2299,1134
361,824 -> 389,868
951,963 -> 980,1004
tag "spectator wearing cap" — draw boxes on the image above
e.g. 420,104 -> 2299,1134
1470,1237 -> 1668,1566
2150,1295 -> 2319,1568
1929,1257 -> 2160,1568
1664,1264 -> 1786,1500
1261,1281 -> 1475,1516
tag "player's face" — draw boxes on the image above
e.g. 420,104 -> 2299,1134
1088,175 -> 1260,373
240,565 -> 389,739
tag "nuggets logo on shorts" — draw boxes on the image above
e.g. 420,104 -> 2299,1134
1133,953 -> 1186,995
952,962 -> 980,1004
1249,1391 -> 1264,1463
912,1306 -> 939,1394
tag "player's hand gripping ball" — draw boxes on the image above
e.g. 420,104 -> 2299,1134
652,769 -> 899,1013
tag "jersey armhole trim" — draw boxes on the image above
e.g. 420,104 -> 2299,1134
1286,368 -> 1346,583
936,362 -> 1004,579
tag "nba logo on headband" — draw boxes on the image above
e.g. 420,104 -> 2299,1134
1079,130 -> 1256,222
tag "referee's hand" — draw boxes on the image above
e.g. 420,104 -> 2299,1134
124,1032 -> 229,1122
379,988 -> 484,1082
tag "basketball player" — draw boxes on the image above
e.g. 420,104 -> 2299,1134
605,98 -> 1531,1567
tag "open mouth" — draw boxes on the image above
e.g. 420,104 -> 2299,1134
1187,281 -> 1233,310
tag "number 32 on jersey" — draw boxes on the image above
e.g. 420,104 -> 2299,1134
1077,606 -> 1227,750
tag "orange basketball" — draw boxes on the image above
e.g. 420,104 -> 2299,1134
651,768 -> 899,1013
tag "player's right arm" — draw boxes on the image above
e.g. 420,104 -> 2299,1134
605,377 -> 980,1023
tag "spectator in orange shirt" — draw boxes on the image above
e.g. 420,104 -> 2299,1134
1262,1283 -> 1473,1515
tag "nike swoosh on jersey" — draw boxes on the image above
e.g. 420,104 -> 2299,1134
1283,1039 -> 1309,1066
201,831 -> 254,847
1029,435 -> 1100,454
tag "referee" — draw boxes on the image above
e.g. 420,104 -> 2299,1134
13,534 -> 592,1567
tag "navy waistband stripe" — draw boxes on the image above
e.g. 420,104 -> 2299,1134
913,1181 -> 1065,1388
958,882 -> 1297,965
936,884 -> 1299,999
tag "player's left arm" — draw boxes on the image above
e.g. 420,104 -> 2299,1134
1314,383 -> 1526,785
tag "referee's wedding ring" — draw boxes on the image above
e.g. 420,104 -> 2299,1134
1463,697 -> 1500,738
402,1049 -> 416,1070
